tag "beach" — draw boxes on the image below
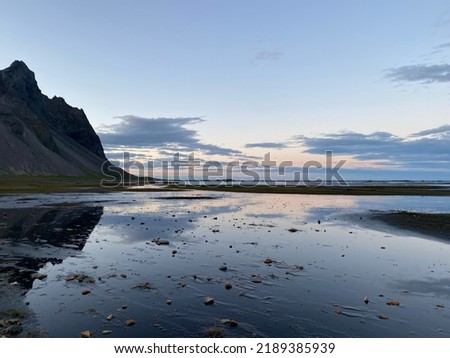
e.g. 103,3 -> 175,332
1,190 -> 450,338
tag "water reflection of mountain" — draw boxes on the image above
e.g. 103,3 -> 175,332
0,205 -> 103,289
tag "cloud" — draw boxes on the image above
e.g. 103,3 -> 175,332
411,124 -> 450,137
252,50 -> 283,63
245,142 -> 287,149
295,125 -> 450,169
98,116 -> 242,156
385,64 -> 450,83
434,42 -> 450,50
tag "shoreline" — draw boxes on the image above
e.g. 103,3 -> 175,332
366,211 -> 450,241
2,176 -> 450,195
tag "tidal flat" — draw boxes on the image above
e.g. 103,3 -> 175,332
1,191 -> 450,338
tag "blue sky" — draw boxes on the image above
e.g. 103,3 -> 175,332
2,0 -> 450,179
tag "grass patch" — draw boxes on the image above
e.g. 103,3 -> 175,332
0,309 -> 26,319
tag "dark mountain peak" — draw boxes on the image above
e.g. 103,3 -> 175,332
0,60 -> 115,176
8,60 -> 31,72
1,60 -> 41,101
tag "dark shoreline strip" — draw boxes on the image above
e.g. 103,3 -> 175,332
371,211 -> 450,240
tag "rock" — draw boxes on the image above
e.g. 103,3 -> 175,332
386,300 -> 400,306
288,228 -> 299,233
102,330 -> 112,335
125,319 -> 135,327
219,265 -> 227,271
335,309 -> 343,315
363,296 -> 369,304
251,276 -> 262,284
81,290 -> 91,295
264,258 -> 273,265
2,325 -> 22,337
224,282 -> 233,290
120,273 -> 127,278
172,250 -> 177,255
134,282 -> 151,289
378,314 -> 389,320
206,327 -> 224,338
203,296 -> 215,305
156,239 -> 169,245
81,330 -> 91,338
106,314 -> 114,321
221,319 -> 238,327
436,304 -> 445,309
166,299 -> 173,305
32,273 -> 47,280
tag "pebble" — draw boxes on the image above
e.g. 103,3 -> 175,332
81,330 -> 91,338
125,319 -> 136,327
386,300 -> 400,306
251,276 -> 262,284
156,239 -> 169,245
221,319 -> 238,327
224,282 -> 233,290
134,282 -> 151,289
204,296 -> 215,305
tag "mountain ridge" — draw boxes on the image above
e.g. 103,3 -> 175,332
0,60 -> 111,176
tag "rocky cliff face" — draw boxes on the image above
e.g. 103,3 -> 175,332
0,60 -> 109,176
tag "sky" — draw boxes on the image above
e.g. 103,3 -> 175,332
2,0 -> 450,180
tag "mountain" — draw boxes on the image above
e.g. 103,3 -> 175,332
0,60 -> 111,176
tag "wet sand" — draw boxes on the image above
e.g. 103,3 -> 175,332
369,212 -> 450,240
1,192 -> 450,338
